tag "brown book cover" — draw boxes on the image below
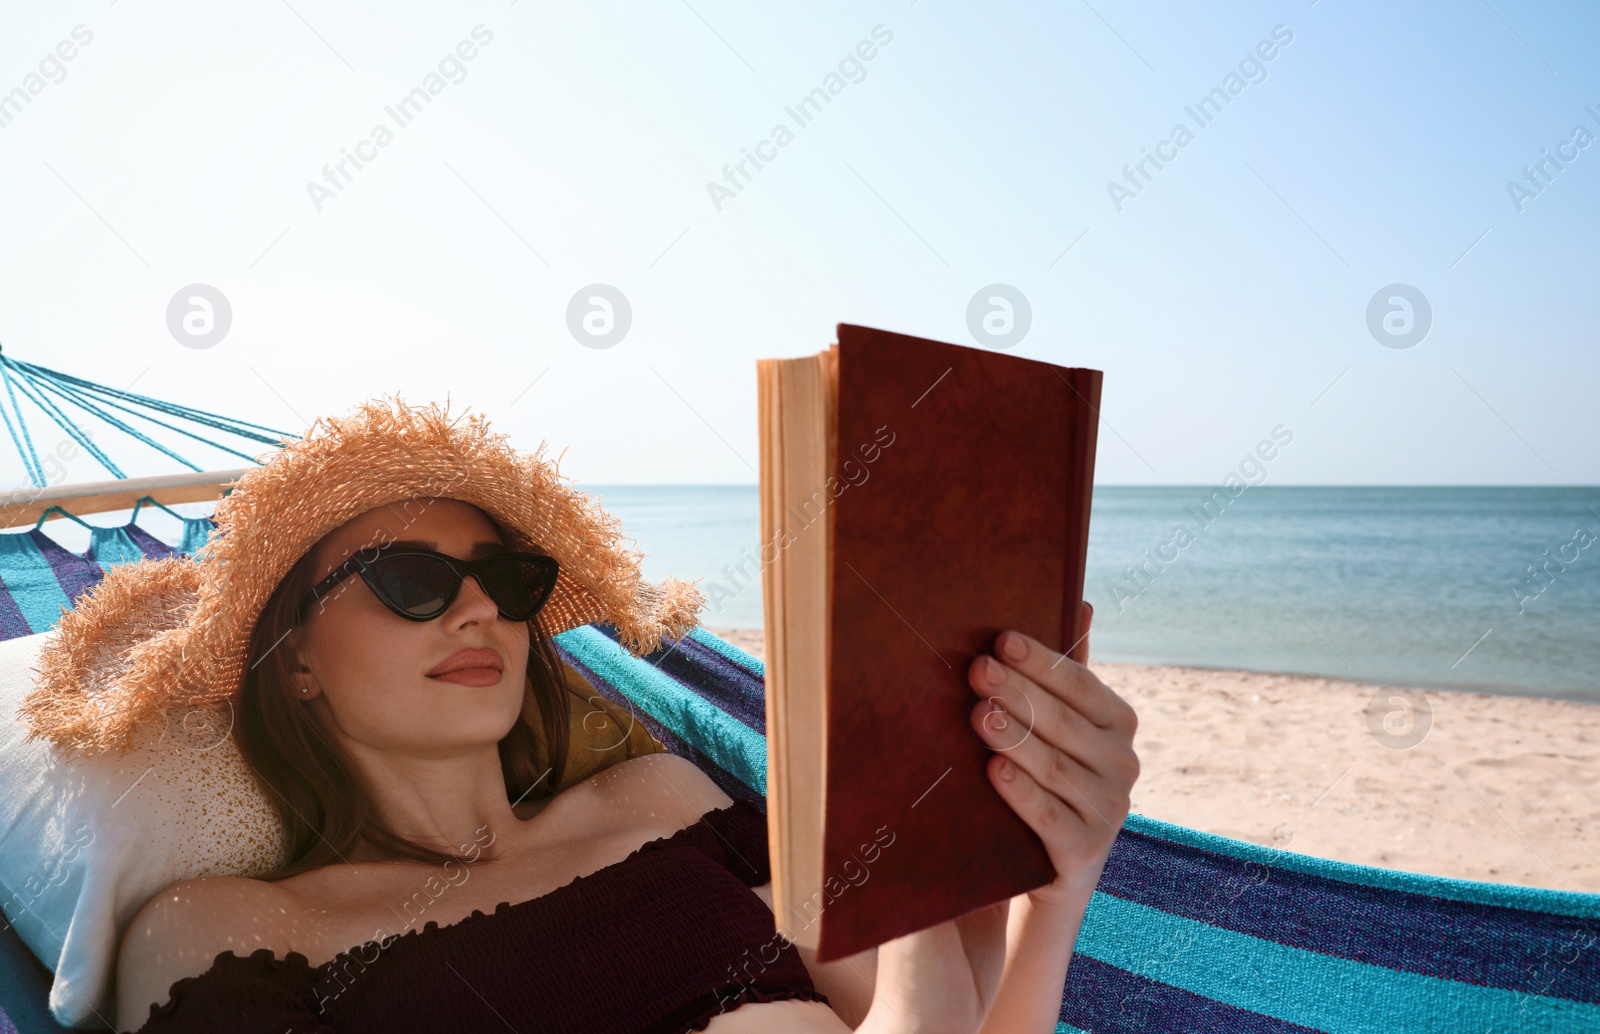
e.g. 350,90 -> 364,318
759,323 -> 1102,962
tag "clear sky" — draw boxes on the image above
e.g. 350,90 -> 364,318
1,0 -> 1595,488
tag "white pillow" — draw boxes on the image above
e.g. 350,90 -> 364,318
0,631 -> 287,1029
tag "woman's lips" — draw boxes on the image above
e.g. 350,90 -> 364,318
426,647 -> 504,684
429,668 -> 503,687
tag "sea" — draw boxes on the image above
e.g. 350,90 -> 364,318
589,485 -> 1600,703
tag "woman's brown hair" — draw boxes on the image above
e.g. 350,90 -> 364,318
236,511 -> 571,881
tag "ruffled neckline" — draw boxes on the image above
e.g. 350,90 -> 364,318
135,801 -> 752,1032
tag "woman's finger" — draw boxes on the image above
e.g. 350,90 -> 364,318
972,698 -> 1127,831
985,628 -> 1136,736
1068,600 -> 1093,665
969,662 -> 1127,780
981,749 -> 1103,866
969,637 -> 1134,740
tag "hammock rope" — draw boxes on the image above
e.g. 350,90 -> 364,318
26,359 -> 288,441
0,345 -> 296,488
51,382 -> 274,465
0,361 -> 124,479
0,359 -> 46,486
30,372 -> 221,473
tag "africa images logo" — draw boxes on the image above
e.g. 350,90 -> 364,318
304,25 -> 495,212
705,25 -> 894,211
1105,25 -> 1294,212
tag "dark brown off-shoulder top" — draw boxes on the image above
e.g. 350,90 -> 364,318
126,800 -> 828,1033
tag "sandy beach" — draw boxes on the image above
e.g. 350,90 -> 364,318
705,628 -> 1600,894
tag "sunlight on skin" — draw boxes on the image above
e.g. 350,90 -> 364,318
116,500 -> 854,1033
122,501 -> 1125,1034
288,497 -> 534,860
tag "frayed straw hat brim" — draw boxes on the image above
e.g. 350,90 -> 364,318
19,396 -> 705,758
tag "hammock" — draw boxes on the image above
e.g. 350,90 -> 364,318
0,359 -> 1595,1032
0,523 -> 1596,1032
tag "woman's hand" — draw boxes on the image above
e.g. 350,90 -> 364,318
968,602 -> 1140,907
855,604 -> 1138,1033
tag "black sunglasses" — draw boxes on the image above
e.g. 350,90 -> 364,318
298,546 -> 560,623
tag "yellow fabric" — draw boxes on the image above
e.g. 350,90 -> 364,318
549,661 -> 665,790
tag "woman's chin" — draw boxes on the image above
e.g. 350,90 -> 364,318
385,682 -> 525,739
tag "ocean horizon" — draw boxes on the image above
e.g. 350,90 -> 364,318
586,484 -> 1600,704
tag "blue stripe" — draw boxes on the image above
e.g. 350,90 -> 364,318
1099,826 -> 1600,1001
124,525 -> 180,560
27,530 -> 98,617
0,534 -> 72,634
1124,812 -> 1600,919
1054,1024 -> 1090,1034
1062,955 -> 1326,1033
554,625 -> 767,794
649,636 -> 767,733
588,624 -> 768,736
687,625 -> 764,676
590,624 -> 767,733
554,646 -> 677,756
1075,892 -> 1600,1033
0,586 -> 30,641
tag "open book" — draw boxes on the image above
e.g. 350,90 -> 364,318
758,323 -> 1103,961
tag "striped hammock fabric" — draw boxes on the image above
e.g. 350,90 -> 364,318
0,518 -> 215,640
1,520 -> 1597,1033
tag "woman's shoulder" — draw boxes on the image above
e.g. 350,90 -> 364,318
115,874 -> 300,1032
113,755 -> 735,1030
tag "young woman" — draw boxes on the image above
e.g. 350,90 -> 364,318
49,402 -> 1139,1034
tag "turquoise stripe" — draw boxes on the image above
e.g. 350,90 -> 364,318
687,624 -> 764,675
1076,892 -> 1600,1033
88,527 -> 143,570
555,626 -> 768,794
179,517 -> 214,555
1124,812 -> 1600,919
1054,1023 -> 1090,1034
0,534 -> 73,633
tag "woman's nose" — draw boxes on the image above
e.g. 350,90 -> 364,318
450,573 -> 501,618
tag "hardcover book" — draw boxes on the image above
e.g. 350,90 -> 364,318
758,322 -> 1102,961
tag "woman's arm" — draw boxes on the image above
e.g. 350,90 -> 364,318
965,604 -> 1138,1033
115,875 -> 326,1033
796,945 -> 878,1028
758,877 -> 1100,1034
749,882 -> 880,1027
978,883 -> 1098,1034
663,601 -> 1138,1034
851,602 -> 1139,1034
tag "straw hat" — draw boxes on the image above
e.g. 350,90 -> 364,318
19,395 -> 706,759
